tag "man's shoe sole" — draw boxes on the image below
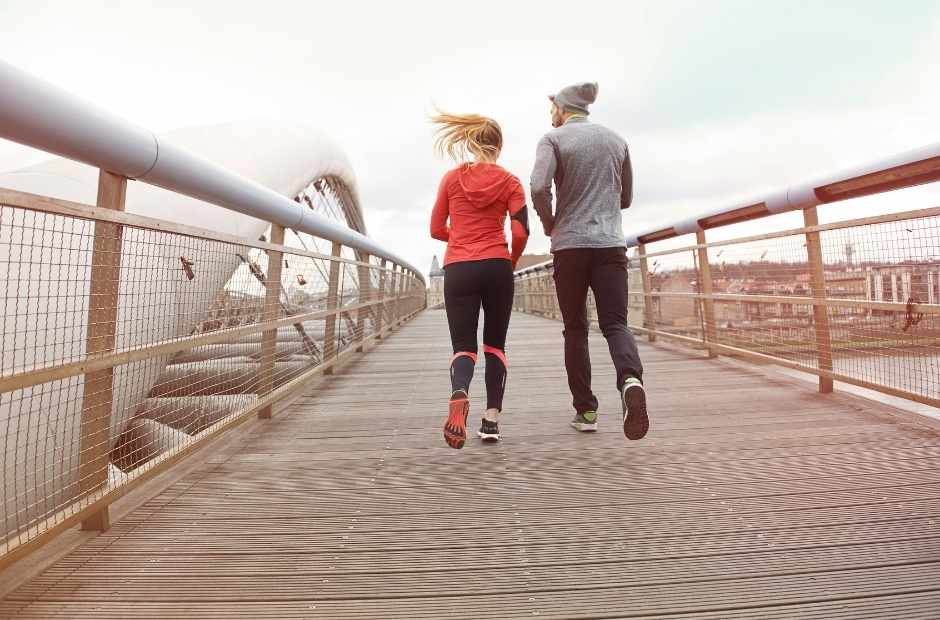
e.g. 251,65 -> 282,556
570,421 -> 598,432
623,384 -> 649,440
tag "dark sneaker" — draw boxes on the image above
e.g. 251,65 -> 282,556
622,378 -> 649,440
477,418 -> 500,442
444,390 -> 470,449
569,410 -> 598,432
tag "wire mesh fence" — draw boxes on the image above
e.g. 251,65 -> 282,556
513,207 -> 940,409
0,189 -> 425,559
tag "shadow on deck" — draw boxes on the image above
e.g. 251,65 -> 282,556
3,310 -> 940,618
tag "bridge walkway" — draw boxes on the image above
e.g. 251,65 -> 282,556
2,310 -> 940,618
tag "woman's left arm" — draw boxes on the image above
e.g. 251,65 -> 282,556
430,174 -> 451,241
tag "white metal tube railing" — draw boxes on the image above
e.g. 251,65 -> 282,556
624,142 -> 940,248
0,60 -> 423,281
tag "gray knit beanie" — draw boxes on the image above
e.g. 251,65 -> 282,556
549,82 -> 598,115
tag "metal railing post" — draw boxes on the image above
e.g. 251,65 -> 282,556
637,242 -> 657,342
804,207 -> 834,393
78,170 -> 127,532
696,230 -> 718,358
322,241 -> 343,375
356,252 -> 371,352
258,223 -> 285,419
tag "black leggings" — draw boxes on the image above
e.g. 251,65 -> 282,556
444,258 -> 514,411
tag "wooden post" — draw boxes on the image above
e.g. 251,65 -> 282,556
396,269 -> 406,325
78,171 -> 127,532
696,230 -> 718,358
804,207 -> 834,393
538,277 -> 545,314
376,260 -> 387,338
550,273 -> 559,319
390,265 -> 402,328
322,241 -> 343,375
401,270 -> 412,319
258,224 -> 285,419
356,253 -> 370,352
637,242 -> 657,342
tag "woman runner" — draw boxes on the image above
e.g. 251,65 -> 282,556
429,112 -> 530,448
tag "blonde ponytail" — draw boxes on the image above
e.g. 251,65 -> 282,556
430,111 -> 503,163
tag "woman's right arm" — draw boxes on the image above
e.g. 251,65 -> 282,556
430,173 -> 450,241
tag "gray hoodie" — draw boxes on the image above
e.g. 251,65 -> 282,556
530,117 -> 632,252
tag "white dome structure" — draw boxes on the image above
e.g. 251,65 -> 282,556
0,121 -> 376,539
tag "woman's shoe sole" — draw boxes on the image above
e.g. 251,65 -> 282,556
444,394 -> 470,449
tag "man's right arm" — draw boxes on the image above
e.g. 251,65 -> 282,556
530,135 -> 557,235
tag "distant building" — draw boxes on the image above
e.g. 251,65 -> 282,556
866,264 -> 939,305
427,255 -> 445,307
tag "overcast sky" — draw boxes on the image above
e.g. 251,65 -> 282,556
2,0 -> 940,274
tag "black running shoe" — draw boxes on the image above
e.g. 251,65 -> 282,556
477,418 -> 500,442
622,377 -> 649,440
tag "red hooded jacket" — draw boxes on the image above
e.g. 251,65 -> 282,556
430,163 -> 529,267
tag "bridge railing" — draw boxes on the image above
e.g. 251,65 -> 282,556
0,63 -> 425,568
514,143 -> 940,410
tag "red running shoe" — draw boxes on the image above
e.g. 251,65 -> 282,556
444,390 -> 470,449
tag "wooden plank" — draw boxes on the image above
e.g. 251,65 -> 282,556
355,252 -> 370,352
4,310 -> 940,618
322,241 -> 343,375
804,206 -> 834,393
0,297 -> 390,394
638,242 -> 657,342
258,223 -> 285,419
626,324 -> 940,410
0,309 -> 424,570
376,259 -> 388,337
77,170 -> 127,532
640,203 -> 940,259
641,290 -> 940,315
695,230 -> 718,358
0,186 -> 380,270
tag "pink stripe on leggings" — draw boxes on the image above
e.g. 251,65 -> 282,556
452,351 -> 478,364
482,345 -> 507,368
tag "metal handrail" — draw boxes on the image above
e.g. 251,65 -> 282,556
0,60 -> 423,281
515,141 -> 940,276
625,141 -> 940,247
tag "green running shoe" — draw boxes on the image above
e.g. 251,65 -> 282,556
570,410 -> 598,432
622,377 -> 649,440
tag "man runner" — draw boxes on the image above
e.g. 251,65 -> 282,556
530,81 -> 649,440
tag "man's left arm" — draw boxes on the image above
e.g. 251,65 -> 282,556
621,143 -> 633,210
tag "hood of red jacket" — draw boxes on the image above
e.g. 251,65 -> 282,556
455,163 -> 516,209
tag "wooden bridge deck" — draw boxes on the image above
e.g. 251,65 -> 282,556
3,310 -> 940,618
